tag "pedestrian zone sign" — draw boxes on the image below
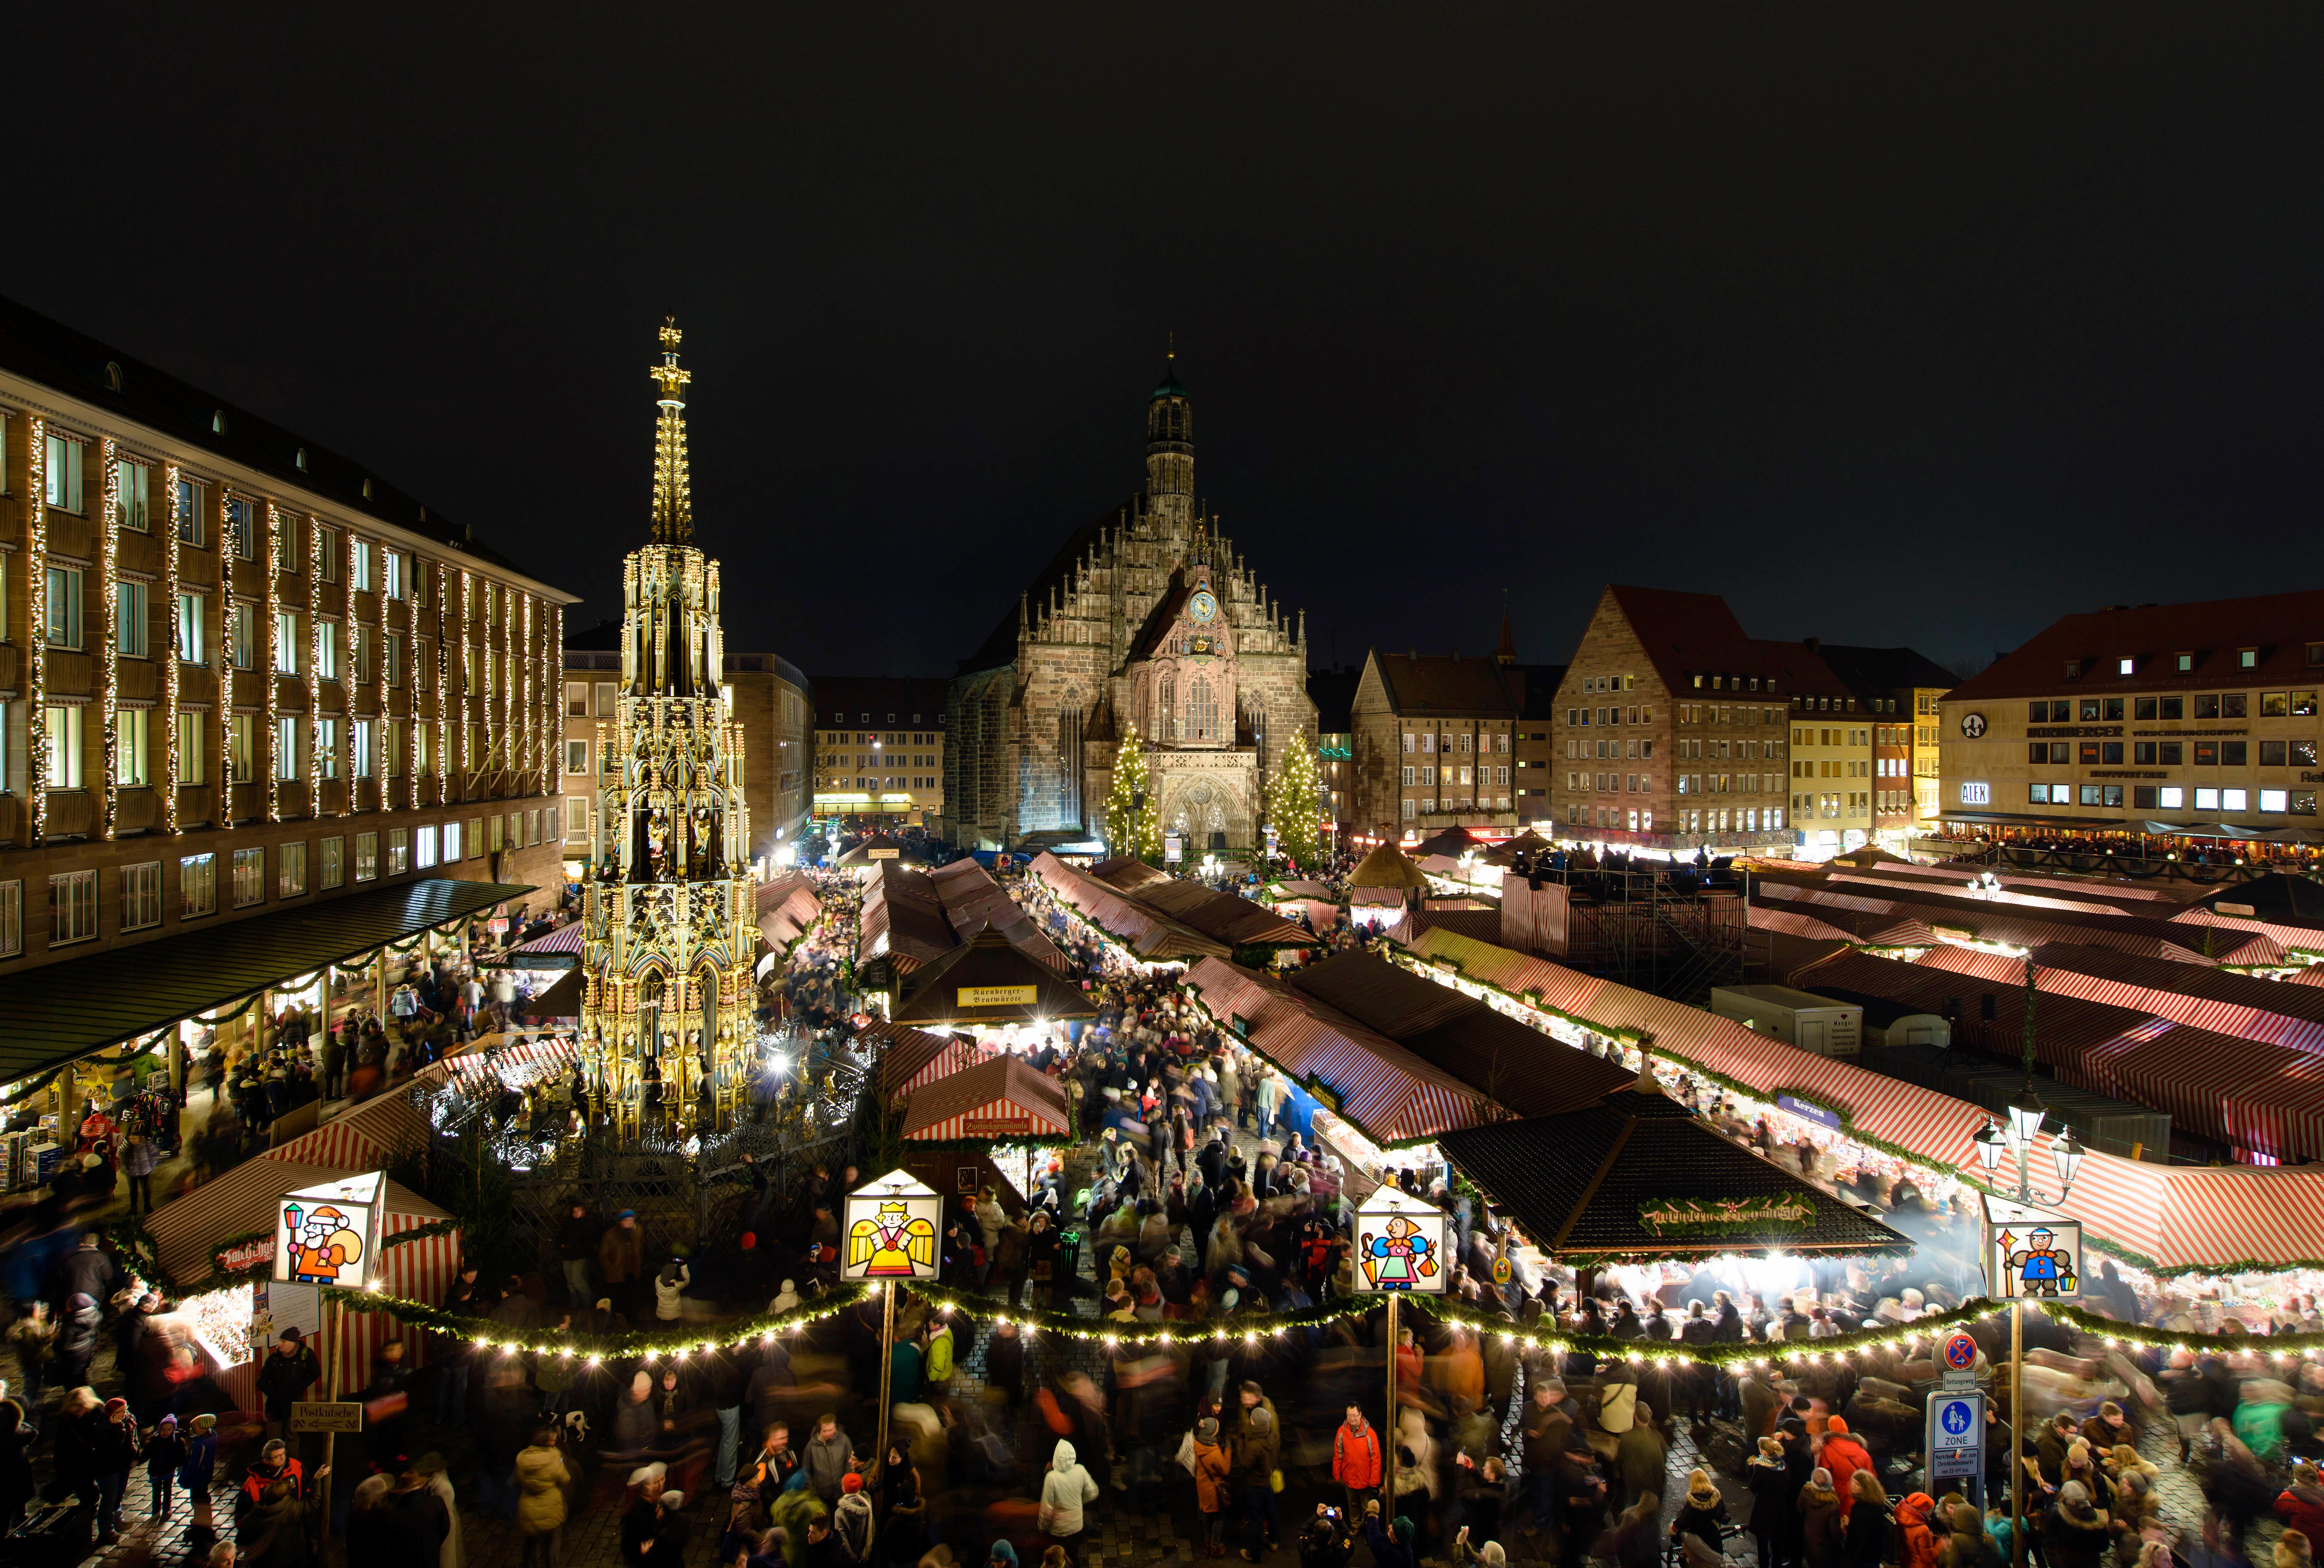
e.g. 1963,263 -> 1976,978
1925,1390 -> 1983,1483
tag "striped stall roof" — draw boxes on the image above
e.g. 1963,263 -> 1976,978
507,922 -> 584,960
861,1020 -> 994,1103
1757,882 -> 2278,966
1394,926 -> 2324,1271
859,862 -> 958,973
2169,905 -> 2324,961
1916,942 -> 2324,1054
1857,859 -> 2189,904
1748,901 -> 1938,949
756,872 -> 824,951
1031,854 -> 1231,961
928,859 -> 1069,971
899,1054 -> 1071,1141
1183,957 -> 1491,1146
1825,868 -> 2193,919
271,1092 -> 432,1171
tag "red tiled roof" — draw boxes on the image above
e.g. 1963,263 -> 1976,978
1942,590 -> 2324,704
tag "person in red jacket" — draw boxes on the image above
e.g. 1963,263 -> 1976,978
1333,1404 -> 1384,1520
2276,1463 -> 2324,1548
1894,1492 -> 1941,1568
1819,1418 -> 1876,1520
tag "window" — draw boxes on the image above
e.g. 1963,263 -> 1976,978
527,809 -> 540,847
180,710 -> 206,785
2158,741 -> 2183,765
383,549 -> 404,600
2135,742 -> 2157,765
44,566 -> 82,648
2117,657 -> 2133,675
43,704 -> 83,788
275,716 -> 301,781
2223,742 -> 2248,767
316,620 -> 338,680
230,603 -> 257,670
180,853 -> 216,917
2223,787 -> 2249,812
2240,649 -> 2259,670
596,681 -> 617,716
231,847 -> 264,907
176,592 -> 204,664
2079,742 -> 2099,764
2134,698 -> 2157,721
43,433 -> 85,512
274,612 -> 299,675
351,719 -> 373,779
278,841 -> 307,897
355,832 -> 379,882
226,498 -> 255,560
2224,693 -> 2248,719
116,707 -> 149,787
2262,741 -> 2288,767
383,634 -> 399,687
446,819 -> 465,861
229,714 -> 255,784
350,623 -> 371,681
317,527 -> 339,582
2298,740 -> 2320,767
2298,793 -> 2319,816
315,717 -> 339,779
565,797 -> 590,839
567,681 -> 589,717
320,836 -> 344,889
2159,785 -> 2184,809
120,862 -> 162,931
47,871 -> 96,945
116,580 -> 148,658
2264,692 -> 2290,718
2195,786 -> 2220,810
566,739 -> 589,775
415,824 -> 438,870
2263,789 -> 2290,814
350,538 -> 372,591
175,478 -> 204,545
2159,696 -> 2183,719
2177,653 -> 2194,673
2030,783 -> 2054,804
2101,742 -> 2123,764
387,827 -> 409,874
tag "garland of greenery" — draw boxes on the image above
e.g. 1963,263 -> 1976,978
145,1213 -> 470,1298
308,1274 -> 2322,1365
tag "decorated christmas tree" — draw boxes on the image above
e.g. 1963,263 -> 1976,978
1266,728 -> 1324,869
1106,732 -> 1162,864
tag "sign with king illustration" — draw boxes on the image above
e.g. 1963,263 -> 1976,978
1980,1192 -> 2082,1302
1354,1185 -> 1448,1294
275,1171 -> 387,1292
842,1169 -> 943,1283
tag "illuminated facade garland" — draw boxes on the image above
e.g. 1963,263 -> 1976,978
264,504 -> 282,823
370,534 -> 387,812
25,420 -> 47,845
307,514 -> 322,815
405,557 -> 420,802
99,439 -> 121,840
162,463 -> 181,835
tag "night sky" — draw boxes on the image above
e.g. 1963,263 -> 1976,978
12,10 -> 2320,681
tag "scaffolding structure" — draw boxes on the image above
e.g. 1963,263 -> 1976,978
1542,862 -> 1753,1003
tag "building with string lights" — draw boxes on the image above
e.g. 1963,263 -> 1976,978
576,319 -> 756,1146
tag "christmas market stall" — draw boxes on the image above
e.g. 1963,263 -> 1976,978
897,1052 -> 1073,1205
1028,852 -> 1232,968
1347,840 -> 1428,930
142,1157 -> 457,1404
1265,878 -> 1343,932
883,930 -> 1096,1046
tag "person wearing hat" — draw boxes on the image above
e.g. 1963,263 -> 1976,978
600,1210 -> 647,1322
141,1411 -> 189,1522
179,1413 -> 220,1541
514,1422 -> 572,1568
1191,1415 -> 1234,1556
255,1327 -> 320,1445
833,1469 -> 875,1564
1231,1380 -> 1281,1561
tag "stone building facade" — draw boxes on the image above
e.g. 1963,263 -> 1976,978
942,362 -> 1315,853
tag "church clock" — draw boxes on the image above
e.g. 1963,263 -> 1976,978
1189,588 -> 1219,624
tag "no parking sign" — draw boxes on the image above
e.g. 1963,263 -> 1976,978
1939,1330 -> 1979,1384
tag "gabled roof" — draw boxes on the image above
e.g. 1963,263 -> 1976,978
1366,651 -> 1521,716
1122,879 -> 1315,948
1811,643 -> 1958,699
1587,586 -> 1845,699
1088,856 -> 1172,892
1943,590 -> 2324,703
890,930 -> 1097,1026
899,1052 -> 1071,1140
811,678 -> 952,728
1127,572 -> 1196,662
957,508 -> 1123,675
1350,841 -> 1428,890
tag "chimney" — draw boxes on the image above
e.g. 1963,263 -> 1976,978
1633,1032 -> 1659,1094
1802,637 -> 1821,655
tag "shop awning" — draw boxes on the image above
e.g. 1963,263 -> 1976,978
0,878 -> 532,1082
505,922 -> 583,969
1439,1090 -> 1913,1260
1938,810 -> 2129,829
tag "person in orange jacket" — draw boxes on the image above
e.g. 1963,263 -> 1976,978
1894,1492 -> 1942,1568
1818,1418 -> 1876,1520
1333,1403 -> 1384,1519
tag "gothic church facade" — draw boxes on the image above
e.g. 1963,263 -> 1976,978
942,363 -> 1316,853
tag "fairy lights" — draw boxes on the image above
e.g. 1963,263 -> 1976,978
264,504 -> 282,823
405,557 -> 420,800
372,535 -> 388,812
99,439 -> 121,839
306,514 -> 322,814
162,463 -> 181,835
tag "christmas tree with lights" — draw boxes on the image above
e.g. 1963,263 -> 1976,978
1106,731 -> 1161,864
1267,729 -> 1323,869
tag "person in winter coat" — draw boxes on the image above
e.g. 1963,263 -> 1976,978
1232,1382 -> 1282,1560
142,1413 -> 189,1521
1843,1473 -> 1892,1568
1799,1468 -> 1845,1568
1744,1435 -> 1793,1568
54,1294 -> 100,1393
2277,1465 -> 2324,1547
242,1476 -> 322,1568
514,1426 -> 571,1568
1333,1404 -> 1384,1519
1675,1470 -> 1730,1568
599,1212 -> 648,1319
832,1471 -> 876,1566
1892,1493 -> 1940,1568
554,1204 -> 596,1305
1616,1405 -> 1667,1510
180,1412 -> 220,1536
609,1372 -> 658,1456
1941,1502 -> 1999,1568
1192,1416 -> 1234,1556
653,1258 -> 690,1322
2041,1482 -> 2114,1568
255,1328 -> 321,1441
1819,1418 -> 1876,1521
1040,1439 -> 1101,1559
804,1413 -> 855,1502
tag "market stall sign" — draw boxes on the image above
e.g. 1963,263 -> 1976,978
956,985 -> 1038,1007
1637,1196 -> 1815,1237
214,1237 -> 273,1275
869,848 -> 901,860
964,1116 -> 1035,1137
288,1401 -> 364,1434
1775,1093 -> 1843,1132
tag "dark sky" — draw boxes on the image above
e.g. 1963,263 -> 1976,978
13,9 -> 2320,680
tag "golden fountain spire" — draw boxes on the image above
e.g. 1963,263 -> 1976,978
650,315 -> 693,546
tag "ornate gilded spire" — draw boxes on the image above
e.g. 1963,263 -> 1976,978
650,315 -> 693,545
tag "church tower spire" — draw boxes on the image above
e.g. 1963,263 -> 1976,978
650,316 -> 693,545
1144,344 -> 1194,537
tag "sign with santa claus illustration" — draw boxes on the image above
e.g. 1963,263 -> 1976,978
274,1171 -> 388,1291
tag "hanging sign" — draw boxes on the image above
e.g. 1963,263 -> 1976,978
1981,1193 -> 2082,1301
957,986 -> 1039,1008
275,1171 -> 386,1291
841,1168 -> 943,1282
1354,1186 -> 1447,1294
1636,1195 -> 1814,1237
